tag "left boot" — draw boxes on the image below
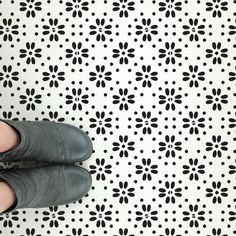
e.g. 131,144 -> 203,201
0,118 -> 93,164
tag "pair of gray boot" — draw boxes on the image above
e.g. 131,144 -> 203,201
0,118 -> 93,215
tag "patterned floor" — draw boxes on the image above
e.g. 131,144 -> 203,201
0,0 -> 235,235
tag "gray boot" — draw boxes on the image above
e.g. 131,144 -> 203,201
0,165 -> 92,215
0,118 -> 93,164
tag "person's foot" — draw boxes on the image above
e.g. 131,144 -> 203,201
0,121 -> 21,153
0,180 -> 16,213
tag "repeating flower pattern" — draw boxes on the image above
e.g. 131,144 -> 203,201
0,0 -> 235,235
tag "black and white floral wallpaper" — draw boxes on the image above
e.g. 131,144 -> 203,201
0,0 -> 236,235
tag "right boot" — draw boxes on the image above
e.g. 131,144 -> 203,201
0,164 -> 92,215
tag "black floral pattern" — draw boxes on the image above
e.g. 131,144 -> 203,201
65,88 -> 89,110
89,111 -> 112,134
183,111 -> 205,134
159,0 -> 182,17
182,65 -> 205,88
89,18 -> 112,41
159,42 -> 182,64
183,204 -> 205,227
66,42 -> 89,64
206,42 -> 228,64
42,65 -> 65,87
65,0 -> 89,17
183,18 -> 205,41
183,158 -> 205,181
112,0 -> 135,18
19,0 -> 42,17
42,19 -> 65,41
135,65 -> 158,88
135,204 -> 158,227
206,0 -> 228,17
19,42 -> 42,64
113,42 -> 135,64
159,88 -> 182,110
0,65 -> 19,87
206,88 -> 228,110
112,88 -> 135,110
135,18 -> 158,41
206,135 -> 228,157
206,181 -> 228,203
112,135 -> 135,157
89,65 -> 112,87
159,135 -> 182,158
0,18 -> 19,41
135,111 -> 158,134
0,0 -> 235,235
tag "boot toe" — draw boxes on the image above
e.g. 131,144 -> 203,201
60,123 -> 93,162
62,166 -> 92,204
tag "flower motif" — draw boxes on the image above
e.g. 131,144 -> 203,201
183,158 -> 205,181
112,135 -> 135,157
229,114 -> 236,129
135,158 -> 158,181
42,65 -> 65,87
206,0 -> 228,17
206,181 -> 228,203
182,111 -> 205,135
66,42 -> 89,64
159,181 -> 182,203
229,206 -> 236,221
135,111 -> 158,134
89,18 -> 112,41
0,65 -> 19,88
229,70 -> 236,82
229,24 -> 236,36
182,65 -> 205,88
229,159 -> 236,175
206,228 -> 228,236
89,158 -> 112,181
65,0 -> 89,17
183,18 -> 205,41
89,65 -> 112,88
183,204 -> 205,227
89,204 -> 112,228
112,181 -> 135,203
20,228 -> 41,236
112,42 -> 135,64
19,88 -> 42,111
0,209 -> 20,225
135,204 -> 158,228
112,88 -> 135,110
159,0 -> 182,17
41,206 -> 65,227
135,18 -> 158,41
159,42 -> 182,64
65,88 -> 89,110
66,228 -> 85,236
112,0 -> 135,18
113,228 -> 134,236
206,88 -> 228,110
159,135 -> 182,158
0,18 -> 19,41
206,42 -> 228,64
160,228 -> 181,236
89,111 -> 112,134
19,0 -> 42,17
42,18 -> 65,41
206,135 -> 228,157
135,65 -> 158,88
159,88 -> 182,110
19,42 -> 42,64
